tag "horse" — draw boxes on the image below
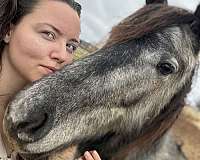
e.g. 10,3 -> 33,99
3,0 -> 200,159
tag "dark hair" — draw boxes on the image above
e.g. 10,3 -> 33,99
0,0 -> 81,69
105,4 -> 196,48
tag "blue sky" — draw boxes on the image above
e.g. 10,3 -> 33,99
77,0 -> 200,43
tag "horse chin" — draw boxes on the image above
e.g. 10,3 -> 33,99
18,144 -> 77,160
19,152 -> 49,160
15,146 -> 59,160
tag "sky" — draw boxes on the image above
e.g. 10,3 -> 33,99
77,0 -> 200,44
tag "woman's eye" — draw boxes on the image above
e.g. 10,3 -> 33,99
66,43 -> 78,54
41,31 -> 56,40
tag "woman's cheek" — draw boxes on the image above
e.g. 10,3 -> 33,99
21,35 -> 51,60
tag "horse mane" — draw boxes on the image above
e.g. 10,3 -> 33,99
105,4 -> 196,48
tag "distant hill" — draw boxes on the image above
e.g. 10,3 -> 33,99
74,40 -> 98,60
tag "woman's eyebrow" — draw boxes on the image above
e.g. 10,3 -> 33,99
37,23 -> 62,35
69,39 -> 80,44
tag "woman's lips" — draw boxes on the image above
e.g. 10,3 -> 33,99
40,65 -> 58,74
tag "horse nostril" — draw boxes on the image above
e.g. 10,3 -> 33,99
8,112 -> 49,143
17,113 -> 47,133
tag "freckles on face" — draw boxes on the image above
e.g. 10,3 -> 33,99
5,0 -> 80,82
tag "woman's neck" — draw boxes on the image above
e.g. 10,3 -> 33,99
0,48 -> 28,122
0,47 -> 28,156
0,47 -> 28,97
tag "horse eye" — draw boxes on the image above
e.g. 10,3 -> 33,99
157,62 -> 176,75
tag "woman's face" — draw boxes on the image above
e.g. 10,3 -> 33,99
3,0 -> 80,82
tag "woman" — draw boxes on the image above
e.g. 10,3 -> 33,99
0,0 -> 101,159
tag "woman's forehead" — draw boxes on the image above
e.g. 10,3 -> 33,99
24,0 -> 81,39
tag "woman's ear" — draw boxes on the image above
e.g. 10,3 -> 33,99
3,24 -> 14,43
146,0 -> 168,5
4,32 -> 11,43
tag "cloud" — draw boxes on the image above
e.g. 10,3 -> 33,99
77,0 -> 200,43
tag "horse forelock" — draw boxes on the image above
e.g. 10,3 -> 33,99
105,4 -> 196,48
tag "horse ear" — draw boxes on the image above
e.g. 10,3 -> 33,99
194,4 -> 200,19
191,4 -> 200,38
146,0 -> 168,5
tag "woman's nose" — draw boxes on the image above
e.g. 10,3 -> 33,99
50,45 -> 73,64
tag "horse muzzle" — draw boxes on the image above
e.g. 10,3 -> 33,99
3,107 -> 53,144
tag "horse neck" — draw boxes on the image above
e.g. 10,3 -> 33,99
111,102 -> 184,160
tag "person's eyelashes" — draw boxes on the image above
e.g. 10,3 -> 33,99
41,30 -> 56,41
66,43 -> 78,54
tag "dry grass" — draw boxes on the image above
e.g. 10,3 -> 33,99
172,106 -> 200,160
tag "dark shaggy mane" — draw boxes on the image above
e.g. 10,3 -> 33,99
105,4 -> 196,47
